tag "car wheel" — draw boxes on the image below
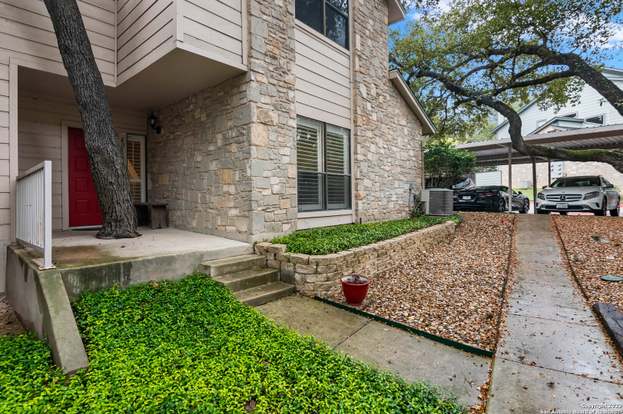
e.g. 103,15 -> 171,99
520,199 -> 529,214
595,197 -> 607,216
497,198 -> 506,212
610,199 -> 620,217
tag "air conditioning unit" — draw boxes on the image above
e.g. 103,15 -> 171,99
422,189 -> 454,216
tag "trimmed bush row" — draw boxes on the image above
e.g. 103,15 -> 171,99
272,215 -> 460,255
0,276 -> 462,413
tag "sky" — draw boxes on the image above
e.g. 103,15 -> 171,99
391,6 -> 623,69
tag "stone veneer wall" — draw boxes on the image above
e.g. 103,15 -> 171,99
148,76 -> 251,242
255,221 -> 456,296
351,0 -> 425,223
149,0 -> 298,243
149,0 -> 427,243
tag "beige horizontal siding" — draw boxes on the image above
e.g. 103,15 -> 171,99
0,0 -> 116,85
180,0 -> 243,66
18,92 -> 146,231
116,0 -> 176,84
294,25 -> 351,129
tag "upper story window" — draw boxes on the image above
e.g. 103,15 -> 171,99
295,0 -> 349,49
586,115 -> 604,125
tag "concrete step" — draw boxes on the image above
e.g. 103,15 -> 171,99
213,268 -> 279,292
202,254 -> 266,276
235,282 -> 295,307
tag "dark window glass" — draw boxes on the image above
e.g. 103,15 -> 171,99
325,5 -> 348,48
586,115 -> 604,124
551,177 -> 601,187
295,0 -> 349,49
327,174 -> 350,210
295,0 -> 323,33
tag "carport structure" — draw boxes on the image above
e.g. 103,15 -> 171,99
457,124 -> 623,212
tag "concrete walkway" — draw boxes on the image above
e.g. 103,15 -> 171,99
258,296 -> 490,407
487,215 -> 623,413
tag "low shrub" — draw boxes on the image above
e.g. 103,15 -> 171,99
272,215 -> 460,255
0,276 -> 463,413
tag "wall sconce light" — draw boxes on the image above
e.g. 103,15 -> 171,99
148,112 -> 162,134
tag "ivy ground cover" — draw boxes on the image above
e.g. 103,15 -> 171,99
272,215 -> 460,255
0,276 -> 463,413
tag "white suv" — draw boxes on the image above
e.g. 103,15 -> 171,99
536,176 -> 620,216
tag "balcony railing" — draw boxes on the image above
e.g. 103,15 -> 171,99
16,161 -> 54,270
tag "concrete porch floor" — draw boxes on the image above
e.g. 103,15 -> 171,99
50,227 -> 252,268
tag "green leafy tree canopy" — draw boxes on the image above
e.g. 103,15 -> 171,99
424,140 -> 476,188
392,0 -> 623,171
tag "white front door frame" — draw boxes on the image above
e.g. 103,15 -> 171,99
60,121 -> 83,230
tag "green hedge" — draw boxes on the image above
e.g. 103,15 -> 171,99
272,215 -> 460,255
0,276 -> 463,413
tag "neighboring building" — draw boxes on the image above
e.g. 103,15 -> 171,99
493,68 -> 623,189
0,0 -> 434,290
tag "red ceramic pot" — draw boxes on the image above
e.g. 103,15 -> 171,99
341,275 -> 369,306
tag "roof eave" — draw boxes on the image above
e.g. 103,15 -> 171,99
387,0 -> 406,24
389,70 -> 437,135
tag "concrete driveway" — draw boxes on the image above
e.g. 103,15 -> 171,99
487,215 -> 623,413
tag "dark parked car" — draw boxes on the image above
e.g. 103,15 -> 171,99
454,186 -> 530,213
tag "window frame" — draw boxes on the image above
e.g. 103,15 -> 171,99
296,117 -> 351,213
585,114 -> 605,125
126,134 -> 147,204
295,0 -> 350,50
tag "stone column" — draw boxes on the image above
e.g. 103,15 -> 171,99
245,0 -> 298,242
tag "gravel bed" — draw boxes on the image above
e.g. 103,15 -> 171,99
553,215 -> 623,311
325,213 -> 516,351
0,295 -> 23,336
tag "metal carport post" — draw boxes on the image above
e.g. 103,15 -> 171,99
508,145 -> 512,212
532,157 -> 537,212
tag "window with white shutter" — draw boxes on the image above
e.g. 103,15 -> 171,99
126,135 -> 145,203
297,119 -> 324,211
297,117 -> 351,212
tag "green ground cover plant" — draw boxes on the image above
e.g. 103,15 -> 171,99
272,215 -> 460,255
0,276 -> 463,413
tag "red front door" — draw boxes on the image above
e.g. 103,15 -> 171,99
68,127 -> 103,227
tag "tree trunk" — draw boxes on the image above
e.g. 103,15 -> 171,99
44,0 -> 139,239
534,48 -> 623,118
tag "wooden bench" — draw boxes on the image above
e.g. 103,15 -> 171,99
135,203 -> 169,229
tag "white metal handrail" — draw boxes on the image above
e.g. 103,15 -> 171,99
16,160 -> 54,269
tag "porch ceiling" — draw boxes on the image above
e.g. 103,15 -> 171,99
18,49 -> 245,111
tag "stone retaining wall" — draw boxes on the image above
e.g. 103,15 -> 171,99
255,221 -> 457,296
